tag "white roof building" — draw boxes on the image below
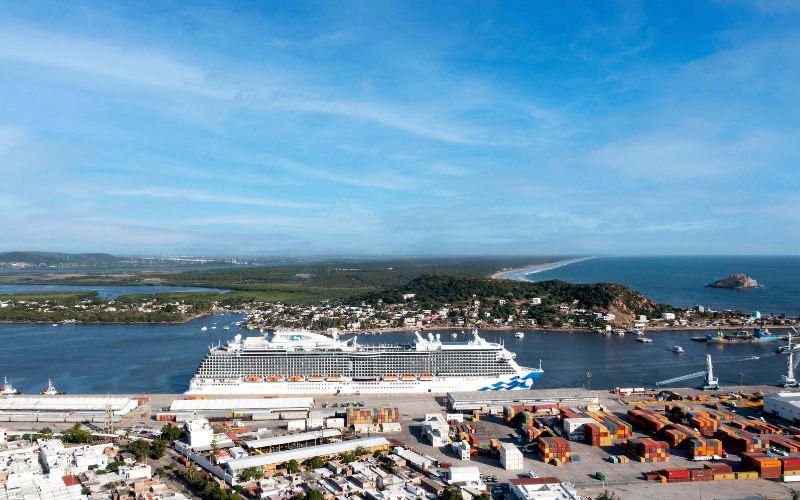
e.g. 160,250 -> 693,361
38,439 -> 110,476
445,466 -> 484,489
764,392 -> 800,423
184,418 -> 214,449
170,397 -> 313,413
509,477 -> 582,500
0,396 -> 138,416
245,429 -> 341,449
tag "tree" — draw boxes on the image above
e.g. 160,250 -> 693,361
127,439 -> 151,461
372,450 -> 383,459
474,494 -> 490,500
598,491 -> 620,500
305,456 -> 326,469
307,490 -> 325,500
239,467 -> 264,482
161,425 -> 183,442
39,427 -> 53,436
286,459 -> 300,474
149,440 -> 166,459
61,424 -> 92,444
438,486 -> 462,500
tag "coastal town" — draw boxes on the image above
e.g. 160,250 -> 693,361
1,287 -> 796,334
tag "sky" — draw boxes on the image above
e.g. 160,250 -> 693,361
0,1 -> 799,256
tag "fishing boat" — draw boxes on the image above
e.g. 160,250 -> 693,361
672,345 -> 685,354
1,377 -> 20,395
41,379 -> 63,395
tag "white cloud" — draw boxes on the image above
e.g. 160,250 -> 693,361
108,188 -> 323,209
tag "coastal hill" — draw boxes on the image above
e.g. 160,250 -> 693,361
0,251 -> 124,267
353,274 -> 665,325
707,273 -> 760,289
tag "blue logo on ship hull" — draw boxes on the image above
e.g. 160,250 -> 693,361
478,370 -> 543,391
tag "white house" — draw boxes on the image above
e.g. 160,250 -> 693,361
185,418 -> 214,449
661,312 -> 676,321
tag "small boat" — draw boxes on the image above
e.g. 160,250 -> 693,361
1,376 -> 20,395
383,375 -> 398,381
636,338 -> 654,343
307,376 -> 323,382
419,374 -> 434,381
514,331 -> 525,339
200,326 -> 208,332
451,332 -> 458,338
244,375 -> 262,383
745,356 -> 760,361
613,329 -> 625,336
630,328 -> 644,336
51,324 -> 58,327
223,326 -> 230,331
326,375 -> 343,382
672,345 -> 684,354
211,326 -> 217,330
41,379 -> 62,395
266,375 -> 284,382
400,374 -> 417,381
287,375 -> 304,382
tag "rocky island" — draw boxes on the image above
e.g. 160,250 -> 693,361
707,273 -> 760,289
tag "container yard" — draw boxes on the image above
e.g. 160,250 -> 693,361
3,387 -> 800,498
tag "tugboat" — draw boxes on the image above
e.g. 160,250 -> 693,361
1,376 -> 20,395
41,379 -> 63,395
672,345 -> 685,354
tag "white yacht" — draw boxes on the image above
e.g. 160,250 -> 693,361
672,345 -> 685,354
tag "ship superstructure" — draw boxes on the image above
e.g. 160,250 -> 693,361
187,329 -> 542,394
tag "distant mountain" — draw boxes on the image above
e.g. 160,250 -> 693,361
0,251 -> 126,267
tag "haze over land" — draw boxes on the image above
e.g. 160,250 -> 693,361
1,2 -> 799,256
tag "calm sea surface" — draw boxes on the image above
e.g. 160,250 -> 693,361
0,284 -> 228,299
524,256 -> 800,316
0,315 -> 791,393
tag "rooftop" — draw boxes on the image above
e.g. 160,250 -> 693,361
245,429 -> 341,449
226,436 -> 389,472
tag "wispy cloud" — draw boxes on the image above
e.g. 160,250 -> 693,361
263,155 -> 419,191
108,188 -> 323,209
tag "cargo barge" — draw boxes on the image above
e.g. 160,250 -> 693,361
693,328 -> 781,344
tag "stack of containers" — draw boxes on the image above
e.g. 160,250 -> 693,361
538,436 -> 572,465
689,468 -> 714,481
715,425 -> 766,454
585,423 -> 612,447
660,468 -> 690,483
741,452 -> 781,478
662,424 -> 701,447
687,438 -> 723,459
704,463 -> 734,480
345,407 -> 400,427
689,415 -> 719,437
625,438 -> 670,462
627,407 -> 671,435
780,457 -> 800,476
595,414 -> 633,441
767,436 -> 800,454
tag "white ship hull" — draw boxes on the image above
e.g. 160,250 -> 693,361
187,370 -> 543,395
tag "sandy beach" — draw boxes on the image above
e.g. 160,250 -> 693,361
490,256 -> 594,280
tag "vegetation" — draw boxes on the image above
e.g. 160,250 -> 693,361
286,459 -> 300,473
161,424 -> 184,442
60,424 -> 93,444
439,486 -> 464,500
175,466 -> 241,500
238,466 -> 264,482
125,438 -> 167,460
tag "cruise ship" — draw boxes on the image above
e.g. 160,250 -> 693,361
186,329 -> 543,395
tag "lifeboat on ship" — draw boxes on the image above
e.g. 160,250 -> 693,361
400,374 -> 417,381
266,375 -> 284,382
419,374 -> 434,381
326,375 -> 343,382
244,375 -> 262,383
287,375 -> 305,382
382,375 -> 398,381
307,375 -> 323,382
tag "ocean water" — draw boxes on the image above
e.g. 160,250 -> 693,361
0,316 -> 791,393
523,256 -> 800,316
0,284 -> 228,300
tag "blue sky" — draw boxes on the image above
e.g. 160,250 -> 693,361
1,1 -> 799,256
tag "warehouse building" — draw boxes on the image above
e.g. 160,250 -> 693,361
225,436 -> 389,474
244,429 -> 341,451
168,397 -> 313,419
764,392 -> 800,423
447,389 -> 598,412
509,477 -> 582,500
0,396 -> 138,420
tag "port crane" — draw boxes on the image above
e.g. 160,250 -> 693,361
656,354 -> 719,390
780,327 -> 799,388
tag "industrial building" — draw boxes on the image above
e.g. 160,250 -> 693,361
225,436 -> 389,473
244,429 -> 341,451
0,396 -> 138,422
447,389 -> 598,412
764,392 -> 800,422
167,397 -> 313,420
444,466 -> 484,489
508,477 -> 582,500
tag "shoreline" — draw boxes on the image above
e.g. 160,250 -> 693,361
490,256 -> 595,280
